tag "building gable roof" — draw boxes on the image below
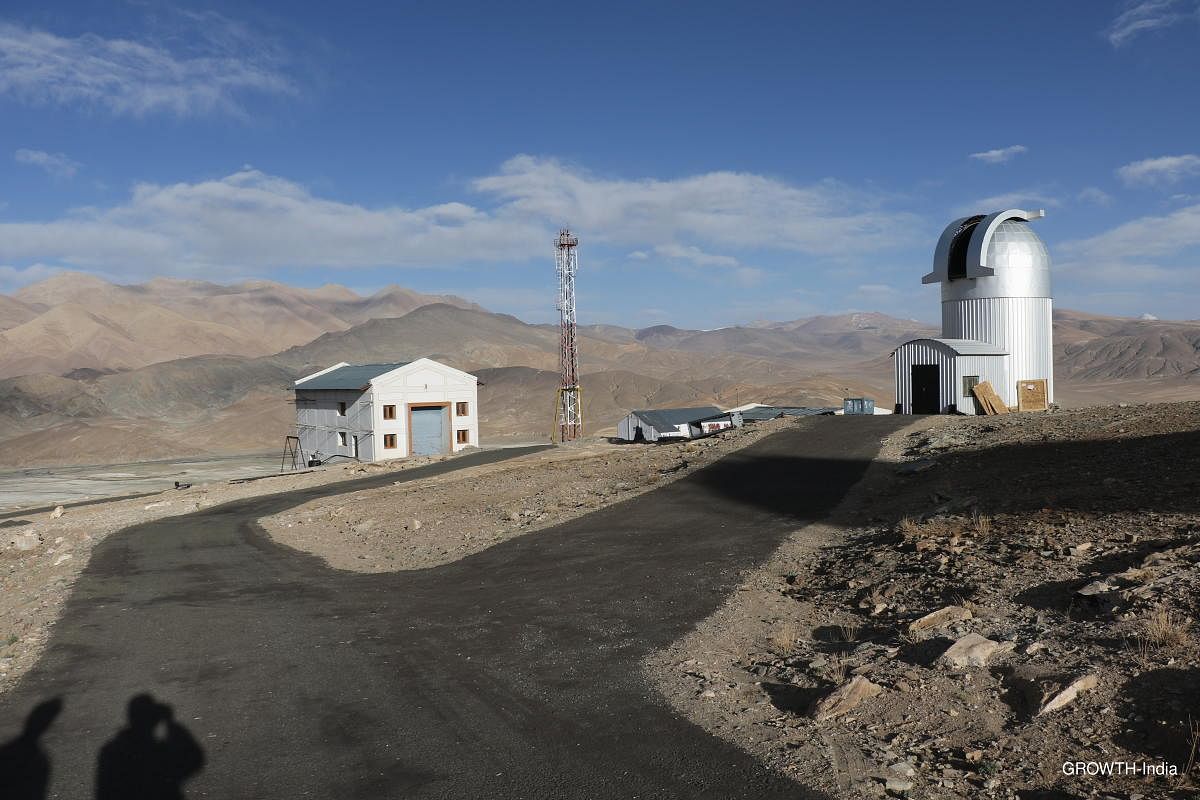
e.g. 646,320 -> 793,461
295,362 -> 410,390
631,406 -> 722,430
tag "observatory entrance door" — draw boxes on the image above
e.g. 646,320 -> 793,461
911,365 -> 940,414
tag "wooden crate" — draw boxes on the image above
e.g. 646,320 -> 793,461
1017,379 -> 1049,412
971,381 -> 1009,415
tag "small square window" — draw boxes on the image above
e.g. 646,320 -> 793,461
455,402 -> 469,417
383,434 -> 397,449
963,375 -> 980,396
337,401 -> 347,416
456,429 -> 469,444
383,404 -> 396,420
338,432 -> 347,447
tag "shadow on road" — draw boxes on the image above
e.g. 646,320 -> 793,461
1,693 -> 206,800
96,694 -> 205,800
0,697 -> 62,800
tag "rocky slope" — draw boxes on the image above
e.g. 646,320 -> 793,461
652,402 -> 1200,799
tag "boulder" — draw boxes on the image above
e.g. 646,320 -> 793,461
938,633 -> 1010,668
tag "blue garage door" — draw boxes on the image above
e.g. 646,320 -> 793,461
410,406 -> 448,456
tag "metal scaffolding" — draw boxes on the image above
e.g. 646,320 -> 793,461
554,229 -> 582,441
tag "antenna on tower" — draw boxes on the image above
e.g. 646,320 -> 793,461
554,229 -> 582,442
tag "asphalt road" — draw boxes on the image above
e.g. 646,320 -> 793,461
0,417 -> 903,799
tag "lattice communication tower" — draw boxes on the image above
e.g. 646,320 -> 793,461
555,229 -> 582,441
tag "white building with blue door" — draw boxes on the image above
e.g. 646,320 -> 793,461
294,358 -> 479,463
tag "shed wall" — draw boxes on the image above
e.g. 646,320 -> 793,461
295,389 -> 374,462
894,343 -> 1010,415
894,341 -> 956,414
953,354 -> 1011,414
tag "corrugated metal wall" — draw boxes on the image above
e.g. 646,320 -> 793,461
942,297 -> 1053,407
894,342 -> 1009,415
953,354 -> 1010,414
894,341 -> 957,414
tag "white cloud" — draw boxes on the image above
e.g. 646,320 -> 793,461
0,158 -> 921,282
1116,154 -> 1200,186
0,14 -> 295,117
1077,186 -> 1114,205
0,168 -> 548,275
640,244 -> 764,286
0,263 -> 63,293
1060,202 -> 1200,261
651,244 -> 741,269
14,148 -> 80,178
1105,0 -> 1199,47
1054,202 -> 1200,313
968,145 -> 1028,164
474,155 -> 922,256
959,189 -> 1060,214
854,283 -> 901,297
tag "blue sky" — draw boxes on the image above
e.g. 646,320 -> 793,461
2,1 -> 1199,328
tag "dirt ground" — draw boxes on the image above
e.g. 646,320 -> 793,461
259,417 -> 798,572
0,449 -> 485,697
649,402 -> 1200,799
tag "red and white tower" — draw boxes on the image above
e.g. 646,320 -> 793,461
555,229 -> 582,441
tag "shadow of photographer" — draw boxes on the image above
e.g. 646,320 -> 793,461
95,693 -> 205,800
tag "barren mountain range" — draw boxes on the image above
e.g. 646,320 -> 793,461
1,274 -> 1198,467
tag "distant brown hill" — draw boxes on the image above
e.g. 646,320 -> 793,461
0,281 -> 1198,468
0,273 -> 481,380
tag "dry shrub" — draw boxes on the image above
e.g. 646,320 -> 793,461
838,619 -> 861,643
1144,608 -> 1193,650
825,654 -> 848,685
1127,634 -> 1156,670
897,516 -> 921,540
770,621 -> 800,655
1179,716 -> 1200,788
971,510 -> 992,538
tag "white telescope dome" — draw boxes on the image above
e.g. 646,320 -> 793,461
924,209 -> 1051,301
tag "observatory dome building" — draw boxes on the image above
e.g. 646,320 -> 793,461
894,209 -> 1054,414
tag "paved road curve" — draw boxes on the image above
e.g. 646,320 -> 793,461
0,417 -> 903,799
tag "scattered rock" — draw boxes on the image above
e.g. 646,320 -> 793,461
813,675 -> 883,721
885,776 -> 914,795
1037,674 -> 1098,716
49,505 -> 65,519
898,459 -> 935,475
908,605 -> 972,633
938,633 -> 1009,668
8,532 -> 41,551
1075,580 -> 1115,597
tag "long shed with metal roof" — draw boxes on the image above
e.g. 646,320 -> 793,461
616,406 -> 723,442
